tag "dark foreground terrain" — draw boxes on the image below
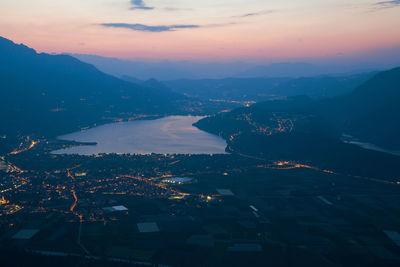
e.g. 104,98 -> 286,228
1,138 -> 400,267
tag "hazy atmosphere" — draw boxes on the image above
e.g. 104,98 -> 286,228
1,0 -> 400,62
1,1 -> 400,267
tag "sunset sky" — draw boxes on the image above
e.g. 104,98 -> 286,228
1,0 -> 399,61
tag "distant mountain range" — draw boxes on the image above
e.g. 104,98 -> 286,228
72,54 -> 249,80
0,37 -> 189,148
162,73 -> 374,101
237,62 -> 330,78
72,54 -> 392,80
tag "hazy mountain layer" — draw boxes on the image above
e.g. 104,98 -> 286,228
163,73 -> 374,101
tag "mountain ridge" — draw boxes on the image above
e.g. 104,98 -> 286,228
0,36 -> 189,152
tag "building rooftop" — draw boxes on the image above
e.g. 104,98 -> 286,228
103,205 -> 128,213
137,222 -> 159,233
13,229 -> 39,239
217,189 -> 234,196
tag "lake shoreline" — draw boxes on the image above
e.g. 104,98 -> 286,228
52,116 -> 227,155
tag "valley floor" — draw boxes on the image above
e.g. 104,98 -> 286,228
1,138 -> 400,266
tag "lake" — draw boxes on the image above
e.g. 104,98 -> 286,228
52,116 -> 227,155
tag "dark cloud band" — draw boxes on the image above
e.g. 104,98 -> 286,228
233,10 -> 276,18
101,23 -> 199,32
374,0 -> 400,8
130,0 -> 154,10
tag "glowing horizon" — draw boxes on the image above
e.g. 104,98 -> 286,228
1,0 -> 400,61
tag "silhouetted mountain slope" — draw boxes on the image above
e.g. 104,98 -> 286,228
121,76 -> 176,96
197,67 -> 400,150
0,37 -> 187,141
120,75 -> 144,84
195,68 -> 400,179
195,96 -> 340,166
195,96 -> 337,147
316,67 -> 400,149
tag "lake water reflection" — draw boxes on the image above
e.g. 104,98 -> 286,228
52,116 -> 227,155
